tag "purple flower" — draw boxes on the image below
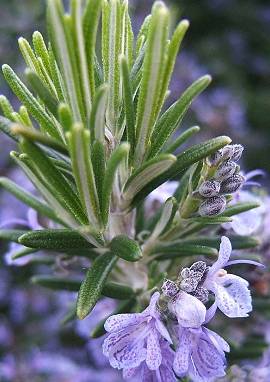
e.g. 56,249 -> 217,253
203,236 -> 259,318
123,339 -> 176,382
103,292 -> 172,373
174,325 -> 229,381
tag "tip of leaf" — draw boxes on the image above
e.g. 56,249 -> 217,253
2,64 -> 10,73
221,135 -> 232,145
180,19 -> 190,29
202,74 -> 212,84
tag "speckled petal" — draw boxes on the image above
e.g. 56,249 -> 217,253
146,330 -> 162,370
203,328 -> 230,353
214,274 -> 252,318
208,236 -> 232,276
173,329 -> 191,377
104,313 -> 146,333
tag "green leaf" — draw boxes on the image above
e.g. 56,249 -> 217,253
181,235 -> 260,250
83,0 -> 103,101
66,124 -> 101,227
149,75 -> 211,158
31,275 -> 81,291
101,143 -> 130,226
120,55 -> 135,162
58,103 -> 73,132
156,19 -> 189,116
123,154 -> 176,204
2,64 -> 61,140
12,247 -> 38,260
18,229 -> 93,250
18,37 -> 43,78
151,197 -> 178,239
165,126 -> 200,154
47,0 -> 83,121
0,95 -> 16,121
153,244 -> 218,260
222,202 -> 260,217
32,31 -> 51,75
20,140 -> 88,225
134,2 -> 169,165
0,177 -> 62,223
71,0 -> 92,118
0,116 -> 19,141
102,282 -> 136,300
189,216 -> 233,224
91,298 -> 136,338
12,124 -> 68,155
110,235 -> 142,262
77,251 -> 117,319
0,230 -> 28,243
25,69 -> 59,117
130,136 -> 232,207
91,140 -> 106,206
89,84 -> 108,142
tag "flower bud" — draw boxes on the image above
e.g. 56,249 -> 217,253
161,279 -> 179,297
193,286 -> 209,304
180,277 -> 199,293
220,174 -> 245,194
180,268 -> 190,279
215,160 -> 237,181
198,180 -> 220,198
230,144 -> 244,162
190,261 -> 207,274
199,195 -> 226,216
206,149 -> 223,166
221,145 -> 235,161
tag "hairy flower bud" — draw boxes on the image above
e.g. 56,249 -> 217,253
190,261 -> 207,274
180,277 -> 199,293
198,180 -> 220,198
193,286 -> 209,303
215,160 -> 237,181
199,195 -> 226,216
220,174 -> 245,194
161,279 -> 179,297
230,144 -> 244,162
206,149 -> 223,166
221,145 -> 235,161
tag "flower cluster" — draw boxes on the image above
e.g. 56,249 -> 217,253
103,237 -> 260,381
198,144 -> 245,217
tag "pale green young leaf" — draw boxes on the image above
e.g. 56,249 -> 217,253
71,0 -> 92,118
91,140 -> 106,206
155,19 -> 190,114
2,65 -> 61,140
0,177 -> 62,224
66,124 -> 101,228
83,0 -> 103,100
47,0 -> 82,121
101,143 -> 130,226
120,55 -> 135,161
12,124 -> 68,155
0,116 -> 18,141
164,126 -> 200,154
32,31 -> 51,74
25,69 -> 59,117
151,197 -> 178,239
58,103 -> 73,132
19,140 -> 88,226
149,75 -> 212,158
19,106 -> 33,127
89,84 -> 108,142
110,235 -> 143,262
123,154 -> 176,203
18,37 -> 44,79
0,95 -> 16,121
134,2 -> 169,165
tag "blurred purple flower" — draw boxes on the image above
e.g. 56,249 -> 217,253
103,292 -> 172,373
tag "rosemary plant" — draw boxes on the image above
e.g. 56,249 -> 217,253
0,0 -> 265,381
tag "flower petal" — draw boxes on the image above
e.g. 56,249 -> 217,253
155,319 -> 173,344
213,274 -> 252,318
208,236 -> 232,276
203,328 -> 230,353
104,313 -> 146,333
173,329 -> 191,377
191,334 -> 226,380
169,291 -> 206,328
146,330 -> 162,370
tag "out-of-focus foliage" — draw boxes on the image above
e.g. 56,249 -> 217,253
171,0 -> 270,171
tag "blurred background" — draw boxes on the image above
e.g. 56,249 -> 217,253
0,0 -> 269,381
